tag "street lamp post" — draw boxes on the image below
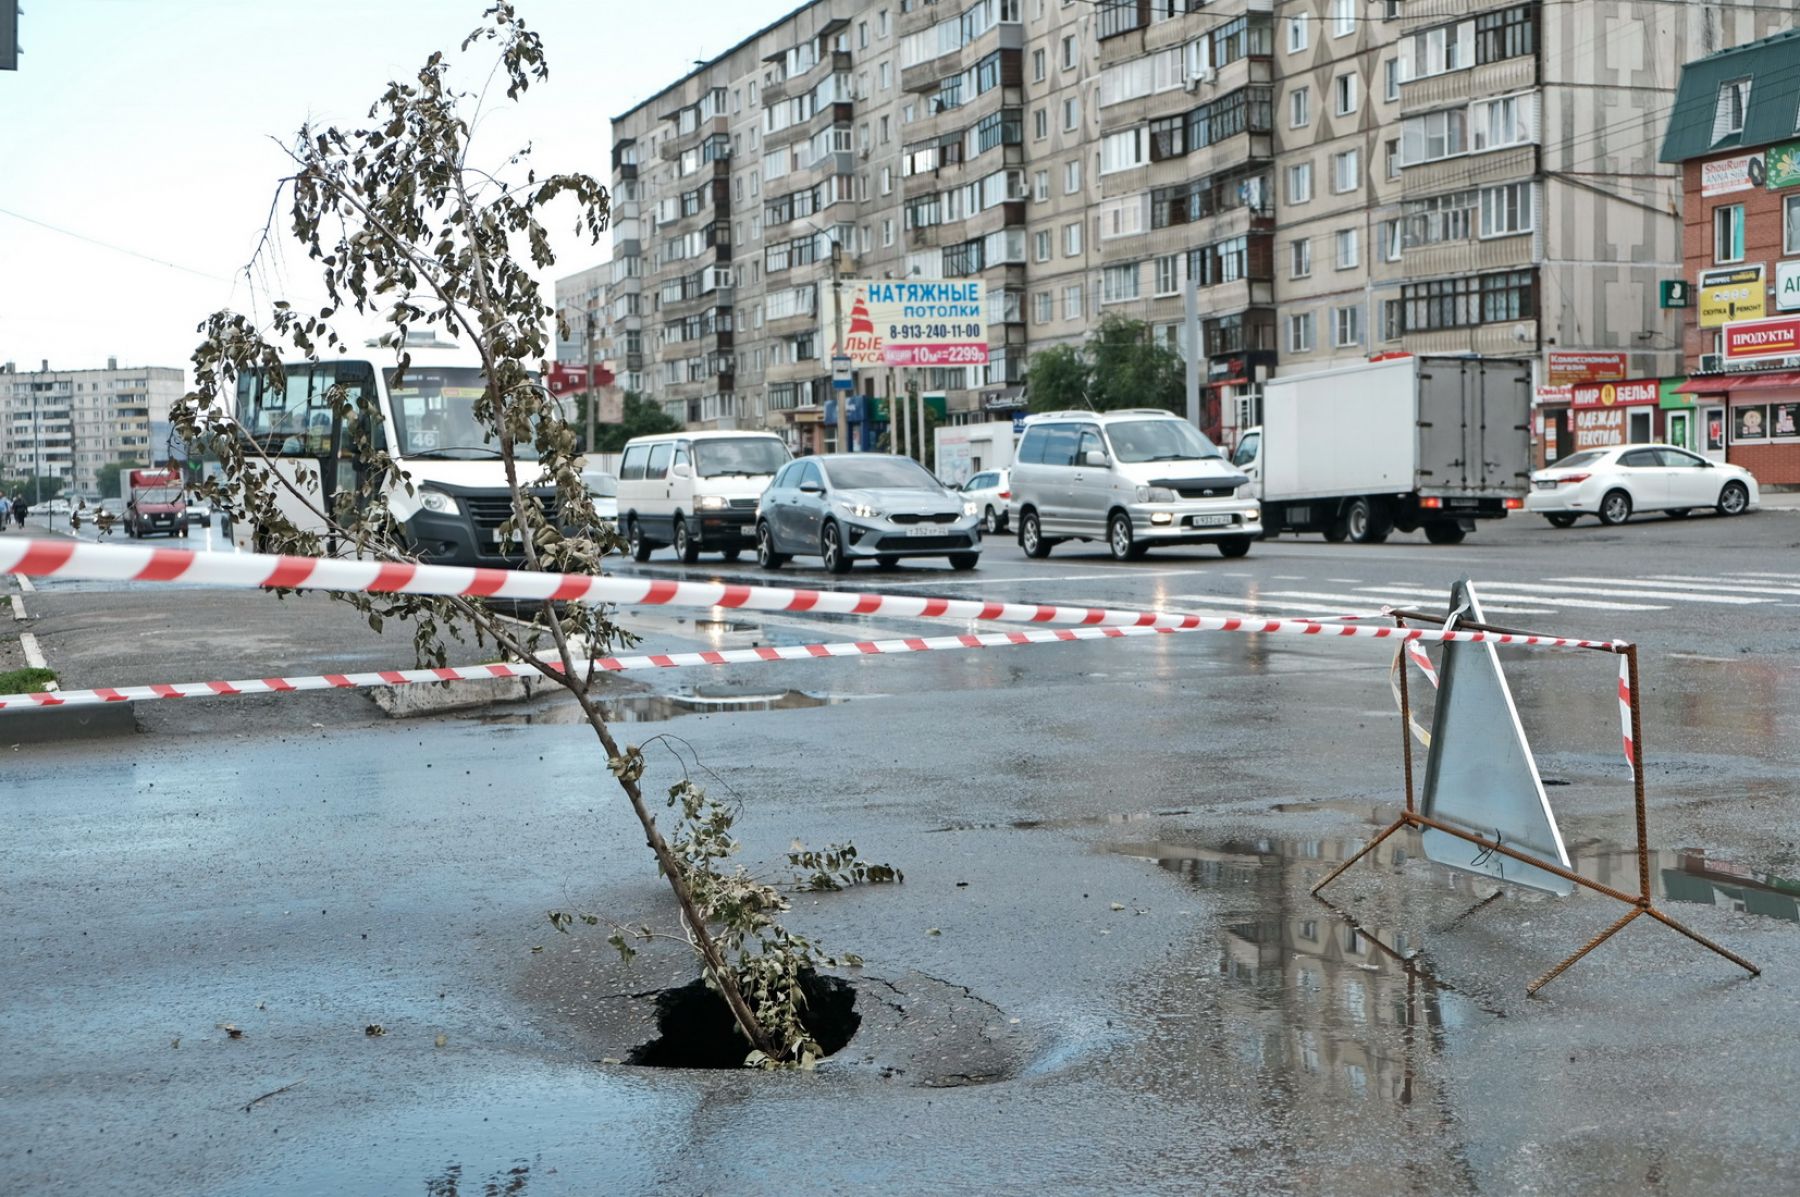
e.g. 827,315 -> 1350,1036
831,240 -> 849,454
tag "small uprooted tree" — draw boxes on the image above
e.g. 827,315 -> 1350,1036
174,3 -> 891,1068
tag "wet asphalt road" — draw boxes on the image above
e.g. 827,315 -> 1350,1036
5,509 -> 1800,1194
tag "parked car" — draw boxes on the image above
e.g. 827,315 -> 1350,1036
186,498 -> 215,525
959,468 -> 1012,534
1009,409 -> 1261,560
617,431 -> 792,563
1525,444 -> 1758,526
41,497 -> 73,515
583,470 -> 619,524
756,453 -> 981,573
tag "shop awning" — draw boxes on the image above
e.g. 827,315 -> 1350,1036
1671,378 -> 1728,395
1719,371 -> 1800,392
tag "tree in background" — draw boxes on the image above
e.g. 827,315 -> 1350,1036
1025,315 -> 1184,415
97,460 -> 146,499
0,475 -> 69,502
592,392 -> 680,453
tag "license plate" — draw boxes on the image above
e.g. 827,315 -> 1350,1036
905,524 -> 942,537
1190,514 -> 1232,528
1534,480 -> 1555,491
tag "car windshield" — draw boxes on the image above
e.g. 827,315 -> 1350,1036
1106,419 -> 1223,464
693,438 -> 790,478
134,487 -> 182,504
825,457 -> 941,490
585,473 -> 619,497
1548,450 -> 1607,469
387,366 -> 540,460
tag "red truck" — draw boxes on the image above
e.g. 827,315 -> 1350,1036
126,468 -> 189,539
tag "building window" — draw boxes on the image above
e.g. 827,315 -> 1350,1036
1064,221 -> 1083,255
1102,263 -> 1141,303
1033,48 -> 1046,81
1034,229 -> 1052,261
1101,128 -> 1147,174
1150,114 -> 1187,160
1401,269 -> 1536,331
1287,14 -> 1309,53
1334,73 -> 1358,116
1063,284 -> 1084,320
1402,188 -> 1478,246
1035,108 -> 1049,139
1062,33 -> 1078,68
1291,238 -> 1312,278
1064,96 -> 1081,131
1381,298 -> 1404,341
1386,138 -> 1402,179
1382,218 -> 1403,261
1155,254 -> 1181,296
1478,182 -> 1533,238
1475,5 -> 1536,64
1787,194 -> 1800,255
1714,204 -> 1745,262
1713,78 -> 1751,143
1290,87 -> 1310,128
1401,107 -> 1468,165
1472,93 -> 1534,151
1331,0 -> 1354,36
1334,305 -> 1362,347
1287,161 -> 1313,204
1034,291 -> 1054,324
1288,312 -> 1315,352
1384,58 -> 1400,102
1064,159 -> 1082,194
1335,227 -> 1360,270
1331,148 -> 1359,193
881,166 -> 893,194
1403,21 -> 1474,80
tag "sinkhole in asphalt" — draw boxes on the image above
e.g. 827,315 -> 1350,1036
625,972 -> 861,1069
480,687 -> 863,725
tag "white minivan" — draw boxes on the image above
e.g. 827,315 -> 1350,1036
617,431 -> 793,562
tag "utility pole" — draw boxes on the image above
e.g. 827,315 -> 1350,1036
889,366 -> 906,459
584,306 -> 599,452
831,239 -> 849,454
1184,267 -> 1201,430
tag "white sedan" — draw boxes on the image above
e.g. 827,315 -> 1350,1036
958,468 -> 1012,534
1526,444 -> 1758,527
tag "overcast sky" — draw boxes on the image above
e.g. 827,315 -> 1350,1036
0,0 -> 796,377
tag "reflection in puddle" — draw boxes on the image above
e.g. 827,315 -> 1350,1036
480,688 -> 860,725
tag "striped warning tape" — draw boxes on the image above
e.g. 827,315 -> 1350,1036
0,624 -> 1194,711
0,539 -> 1625,652
1616,641 -> 1634,768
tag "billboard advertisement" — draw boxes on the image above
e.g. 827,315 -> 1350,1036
822,279 -> 988,368
1700,151 -> 1766,197
1699,265 -> 1766,328
1546,352 -> 1627,387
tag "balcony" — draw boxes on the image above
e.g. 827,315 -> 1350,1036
1401,59 -> 1538,115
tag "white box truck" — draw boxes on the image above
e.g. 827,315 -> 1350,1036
934,420 -> 1019,486
1231,355 -> 1533,545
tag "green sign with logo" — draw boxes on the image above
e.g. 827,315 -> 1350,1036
1768,140 -> 1800,190
1660,280 -> 1690,308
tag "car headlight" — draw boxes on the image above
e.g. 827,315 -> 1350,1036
1135,486 -> 1177,503
418,488 -> 459,515
837,500 -> 879,519
963,501 -> 979,516
695,495 -> 727,510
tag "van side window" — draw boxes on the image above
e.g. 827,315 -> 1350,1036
673,444 -> 690,470
1017,427 -> 1047,464
1076,428 -> 1104,462
1039,424 -> 1080,467
645,443 -> 673,479
620,445 -> 648,480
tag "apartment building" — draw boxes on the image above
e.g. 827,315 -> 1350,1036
596,0 -> 1800,454
553,263 -> 611,367
0,359 -> 183,496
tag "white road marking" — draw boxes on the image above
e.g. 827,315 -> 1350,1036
1615,575 -> 1800,597
1472,580 -> 1770,605
1730,571 -> 1800,580
9,594 -> 25,621
1355,584 -> 1662,612
1171,593 -> 1395,617
1326,578 -> 1362,584
20,632 -> 51,673
1248,589 -> 1559,616
15,574 -> 35,593
809,567 -> 1219,590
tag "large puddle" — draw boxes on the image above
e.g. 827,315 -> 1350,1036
478,686 -> 865,725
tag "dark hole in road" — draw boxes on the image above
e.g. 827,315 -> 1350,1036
626,971 -> 861,1069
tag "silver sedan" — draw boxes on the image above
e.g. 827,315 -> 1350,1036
756,454 -> 982,573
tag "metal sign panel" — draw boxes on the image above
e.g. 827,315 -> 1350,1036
1419,580 -> 1575,895
821,278 -> 988,368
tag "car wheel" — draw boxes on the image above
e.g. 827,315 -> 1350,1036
822,521 -> 852,574
1345,498 -> 1389,545
1545,513 -> 1578,528
983,505 -> 1000,535
1020,510 -> 1052,559
1322,514 -> 1349,543
949,553 -> 979,571
875,555 -> 901,569
1598,489 -> 1633,526
1717,481 -> 1749,516
1218,538 -> 1252,559
628,519 -> 653,562
756,521 -> 786,570
673,517 -> 701,564
1424,522 -> 1467,545
1107,511 -> 1136,562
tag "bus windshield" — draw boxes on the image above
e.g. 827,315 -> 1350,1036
386,366 -> 540,460
692,437 -> 791,478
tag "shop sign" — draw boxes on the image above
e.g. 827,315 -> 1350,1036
1571,379 -> 1660,408
1701,151 -> 1766,197
1722,314 -> 1800,363
1777,260 -> 1800,312
1699,265 -> 1767,328
1546,352 -> 1627,387
1731,403 -> 1800,442
1573,407 -> 1626,450
1766,141 -> 1800,190
1533,384 -> 1573,406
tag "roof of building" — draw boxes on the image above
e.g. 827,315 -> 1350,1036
1659,27 -> 1800,163
610,0 -> 824,127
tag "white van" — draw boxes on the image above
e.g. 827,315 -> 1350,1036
617,431 -> 793,562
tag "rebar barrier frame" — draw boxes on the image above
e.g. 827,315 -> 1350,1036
1310,610 -> 1759,996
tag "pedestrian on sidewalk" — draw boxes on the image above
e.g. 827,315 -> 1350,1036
0,494 -> 11,526
12,493 -> 28,528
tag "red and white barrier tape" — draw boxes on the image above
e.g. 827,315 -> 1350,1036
0,624 -> 1191,711
1616,641 -> 1635,768
0,539 -> 1623,652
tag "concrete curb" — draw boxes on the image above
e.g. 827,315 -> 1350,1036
370,672 -> 544,718
4,702 -> 140,742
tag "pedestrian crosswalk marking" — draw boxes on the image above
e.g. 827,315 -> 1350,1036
1474,580 -> 1770,605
